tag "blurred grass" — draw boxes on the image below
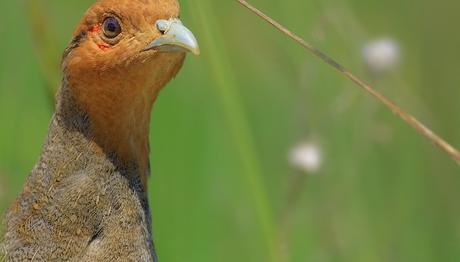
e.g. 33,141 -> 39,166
1,0 -> 460,261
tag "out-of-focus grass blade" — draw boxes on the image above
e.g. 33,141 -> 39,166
24,0 -> 60,107
184,1 -> 281,261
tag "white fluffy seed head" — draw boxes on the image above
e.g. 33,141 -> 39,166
362,38 -> 400,73
289,142 -> 323,173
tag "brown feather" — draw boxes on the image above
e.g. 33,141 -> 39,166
3,0 -> 187,260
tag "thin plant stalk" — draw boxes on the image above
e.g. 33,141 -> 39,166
237,0 -> 460,166
278,171 -> 311,262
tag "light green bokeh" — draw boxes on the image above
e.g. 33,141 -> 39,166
0,0 -> 459,261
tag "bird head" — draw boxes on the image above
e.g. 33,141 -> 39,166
63,0 -> 199,94
58,0 -> 199,184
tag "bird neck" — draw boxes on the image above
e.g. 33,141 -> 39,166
55,80 -> 157,188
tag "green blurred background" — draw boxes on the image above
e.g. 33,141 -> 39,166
1,0 -> 459,261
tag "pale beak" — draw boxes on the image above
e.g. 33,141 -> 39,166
145,18 -> 200,55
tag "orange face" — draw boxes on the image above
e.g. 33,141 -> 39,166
59,0 -> 199,184
63,0 -> 187,99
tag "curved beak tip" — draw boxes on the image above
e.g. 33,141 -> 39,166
146,18 -> 200,56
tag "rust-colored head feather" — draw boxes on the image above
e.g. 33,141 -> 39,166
60,0 -> 198,187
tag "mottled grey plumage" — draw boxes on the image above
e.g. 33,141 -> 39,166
3,85 -> 155,261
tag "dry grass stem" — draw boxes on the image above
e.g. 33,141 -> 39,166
237,0 -> 460,166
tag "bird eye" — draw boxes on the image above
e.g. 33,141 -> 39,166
102,17 -> 121,39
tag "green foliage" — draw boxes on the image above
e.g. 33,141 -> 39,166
0,0 -> 459,261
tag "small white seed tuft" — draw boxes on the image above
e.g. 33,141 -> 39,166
362,38 -> 400,73
289,142 -> 323,173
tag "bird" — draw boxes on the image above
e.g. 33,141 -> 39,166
2,0 -> 199,261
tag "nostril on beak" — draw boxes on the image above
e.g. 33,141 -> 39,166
156,20 -> 170,34
146,18 -> 200,55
